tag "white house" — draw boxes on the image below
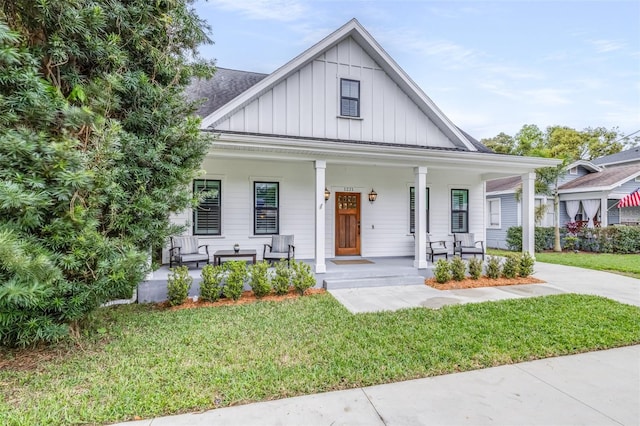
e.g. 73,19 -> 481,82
171,19 -> 558,273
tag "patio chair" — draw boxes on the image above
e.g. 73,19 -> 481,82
263,235 -> 295,266
426,234 -> 448,262
453,233 -> 485,260
169,236 -> 210,268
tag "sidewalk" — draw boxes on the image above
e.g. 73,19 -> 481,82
114,263 -> 640,425
115,345 -> 640,425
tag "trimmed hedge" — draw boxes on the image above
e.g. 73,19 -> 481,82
506,225 -> 640,253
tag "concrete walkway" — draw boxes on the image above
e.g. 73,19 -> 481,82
114,263 -> 640,426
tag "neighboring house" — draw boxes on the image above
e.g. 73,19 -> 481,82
592,146 -> 640,168
486,158 -> 640,249
170,19 -> 557,272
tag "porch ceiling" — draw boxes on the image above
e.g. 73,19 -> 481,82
206,132 -> 560,176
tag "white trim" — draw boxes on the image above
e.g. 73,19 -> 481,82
569,166 -> 578,175
486,198 -> 501,229
193,175 -> 225,237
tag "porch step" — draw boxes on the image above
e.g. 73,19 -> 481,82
323,274 -> 425,290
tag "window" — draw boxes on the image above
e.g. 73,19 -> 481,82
487,198 -> 500,228
451,189 -> 469,233
340,79 -> 360,117
569,166 -> 578,175
254,182 -> 279,235
193,180 -> 221,235
409,187 -> 429,233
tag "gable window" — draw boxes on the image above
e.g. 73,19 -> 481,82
487,198 -> 501,229
409,187 -> 429,233
254,182 -> 279,235
340,79 -> 360,117
451,189 -> 469,233
193,179 -> 221,235
569,166 -> 578,175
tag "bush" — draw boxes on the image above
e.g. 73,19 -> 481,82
520,252 -> 535,277
502,254 -> 520,279
564,235 -> 579,252
468,257 -> 483,280
291,260 -> 316,295
200,264 -> 225,302
224,261 -> 247,301
506,226 -> 561,252
249,261 -> 271,298
167,266 -> 192,306
485,256 -> 501,279
450,256 -> 466,281
272,260 -> 292,295
434,259 -> 451,283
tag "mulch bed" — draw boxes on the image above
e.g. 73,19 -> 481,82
425,276 -> 546,290
161,288 -> 326,310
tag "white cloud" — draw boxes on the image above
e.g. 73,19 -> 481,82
522,88 -> 572,106
590,39 -> 626,53
209,0 -> 306,22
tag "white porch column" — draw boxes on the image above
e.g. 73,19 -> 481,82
414,167 -> 428,269
600,195 -> 608,227
314,160 -> 327,273
521,172 -> 535,255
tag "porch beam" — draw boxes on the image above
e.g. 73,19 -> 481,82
414,166 -> 428,269
521,172 -> 535,255
314,160 -> 327,273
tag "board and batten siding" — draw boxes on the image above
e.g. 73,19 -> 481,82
214,37 -> 455,149
486,194 -> 519,249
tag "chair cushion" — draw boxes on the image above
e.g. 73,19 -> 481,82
179,253 -> 209,262
271,235 -> 293,252
173,236 -> 200,254
264,251 -> 289,260
456,233 -> 475,247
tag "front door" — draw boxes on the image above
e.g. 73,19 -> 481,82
335,192 -> 360,256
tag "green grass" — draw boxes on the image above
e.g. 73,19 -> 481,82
487,249 -> 640,279
2,294 -> 639,425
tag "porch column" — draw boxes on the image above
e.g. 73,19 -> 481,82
414,167 -> 428,269
314,160 -> 327,273
521,172 -> 535,255
600,195 -> 608,227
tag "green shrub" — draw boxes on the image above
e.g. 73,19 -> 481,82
167,266 -> 192,306
200,264 -> 225,302
272,260 -> 292,295
450,256 -> 466,281
468,257 -> 483,280
502,254 -> 520,279
291,260 -> 316,295
249,261 -> 271,298
564,235 -> 579,252
485,256 -> 502,279
224,261 -> 247,301
506,226 -> 561,252
434,259 -> 451,283
519,252 -> 535,277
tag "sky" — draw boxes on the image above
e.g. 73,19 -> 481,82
192,0 -> 640,141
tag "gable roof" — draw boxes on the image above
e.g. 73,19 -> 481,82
558,164 -> 640,192
592,147 -> 640,167
565,159 -> 601,173
198,18 -> 478,152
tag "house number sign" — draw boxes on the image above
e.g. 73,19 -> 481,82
343,187 -> 354,191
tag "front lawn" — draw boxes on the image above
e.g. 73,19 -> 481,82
2,294 -> 639,425
487,249 -> 640,279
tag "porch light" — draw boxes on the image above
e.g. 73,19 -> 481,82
368,188 -> 377,203
324,187 -> 330,201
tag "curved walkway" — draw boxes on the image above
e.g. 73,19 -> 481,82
114,263 -> 640,426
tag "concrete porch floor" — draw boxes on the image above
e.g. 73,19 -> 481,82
137,256 -> 432,303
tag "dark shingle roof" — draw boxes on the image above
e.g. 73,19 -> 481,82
186,68 -> 268,118
486,176 -> 522,193
457,127 -> 493,153
592,147 -> 640,166
558,164 -> 640,190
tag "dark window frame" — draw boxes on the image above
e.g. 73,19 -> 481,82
451,189 -> 469,233
193,179 -> 221,236
254,181 -> 279,235
340,78 -> 360,117
409,186 -> 430,234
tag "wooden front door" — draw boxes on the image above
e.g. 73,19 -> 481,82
335,192 -> 360,256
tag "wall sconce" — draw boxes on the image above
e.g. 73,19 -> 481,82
324,187 -> 331,201
368,188 -> 378,203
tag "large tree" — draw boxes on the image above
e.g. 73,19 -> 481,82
482,124 -> 635,252
0,1 -> 214,346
